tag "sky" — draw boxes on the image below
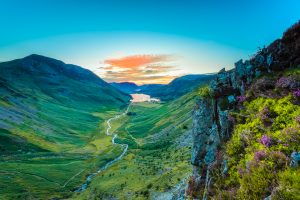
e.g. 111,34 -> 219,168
0,0 -> 299,84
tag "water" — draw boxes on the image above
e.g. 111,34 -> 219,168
74,104 -> 131,192
130,93 -> 160,102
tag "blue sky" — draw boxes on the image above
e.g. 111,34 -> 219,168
0,0 -> 299,83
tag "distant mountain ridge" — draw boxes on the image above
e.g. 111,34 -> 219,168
147,74 -> 215,101
110,74 -> 215,101
110,82 -> 139,94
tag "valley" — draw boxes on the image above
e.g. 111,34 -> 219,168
0,55 -> 206,199
73,88 -> 200,199
0,88 -> 199,199
1,1 -> 299,200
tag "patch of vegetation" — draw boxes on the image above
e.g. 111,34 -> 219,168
198,86 -> 212,99
214,94 -> 300,199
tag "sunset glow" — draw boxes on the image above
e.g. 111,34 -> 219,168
101,54 -> 180,84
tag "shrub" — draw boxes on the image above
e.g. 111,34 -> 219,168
238,162 -> 275,200
269,151 -> 289,169
295,115 -> 300,124
198,86 -> 212,99
227,113 -> 236,124
272,168 -> 300,200
237,95 -> 246,103
221,95 -> 300,199
275,76 -> 296,89
260,135 -> 271,147
186,176 -> 199,198
293,88 -> 300,97
279,127 -> 300,152
147,183 -> 153,189
254,150 -> 267,162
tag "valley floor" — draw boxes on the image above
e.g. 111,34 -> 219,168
0,109 -> 124,199
1,88 -> 198,200
73,101 -> 194,200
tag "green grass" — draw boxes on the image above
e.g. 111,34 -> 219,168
0,105 -> 125,199
72,88 -> 201,199
0,82 -> 130,199
0,88 -> 197,199
0,145 -> 123,199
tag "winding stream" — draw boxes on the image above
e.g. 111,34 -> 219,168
75,104 -> 131,192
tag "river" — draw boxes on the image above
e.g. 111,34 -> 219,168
74,104 -> 131,192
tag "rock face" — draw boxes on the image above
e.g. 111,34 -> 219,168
190,21 -> 300,199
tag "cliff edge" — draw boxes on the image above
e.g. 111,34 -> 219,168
188,21 -> 300,200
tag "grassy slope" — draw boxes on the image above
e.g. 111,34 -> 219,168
0,55 -> 130,199
73,87 -> 202,200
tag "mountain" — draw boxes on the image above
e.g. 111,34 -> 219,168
110,82 -> 139,94
140,74 -> 215,101
110,82 -> 165,94
0,54 -> 131,199
138,83 -> 165,92
110,74 -> 214,101
0,54 -> 131,152
188,21 -> 300,199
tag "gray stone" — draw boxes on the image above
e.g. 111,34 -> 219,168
227,95 -> 235,104
204,123 -> 219,165
235,59 -> 246,77
290,151 -> 300,167
191,98 -> 214,166
222,160 -> 228,175
267,54 -> 273,66
219,110 -> 230,139
256,55 -> 265,65
264,195 -> 271,200
255,69 -> 262,77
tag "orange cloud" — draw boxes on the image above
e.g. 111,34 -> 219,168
104,54 -> 173,69
100,54 -> 180,84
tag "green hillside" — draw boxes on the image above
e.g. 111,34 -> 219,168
0,55 -> 131,199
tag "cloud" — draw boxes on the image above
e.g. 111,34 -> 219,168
100,54 -> 180,84
104,54 -> 174,69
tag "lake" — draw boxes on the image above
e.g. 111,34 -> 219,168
130,93 -> 160,102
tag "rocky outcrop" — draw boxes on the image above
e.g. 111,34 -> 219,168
189,21 -> 300,199
290,151 -> 300,167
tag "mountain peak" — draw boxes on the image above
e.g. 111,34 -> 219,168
22,54 -> 65,66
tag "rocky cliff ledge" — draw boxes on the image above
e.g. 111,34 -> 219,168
189,21 -> 300,199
